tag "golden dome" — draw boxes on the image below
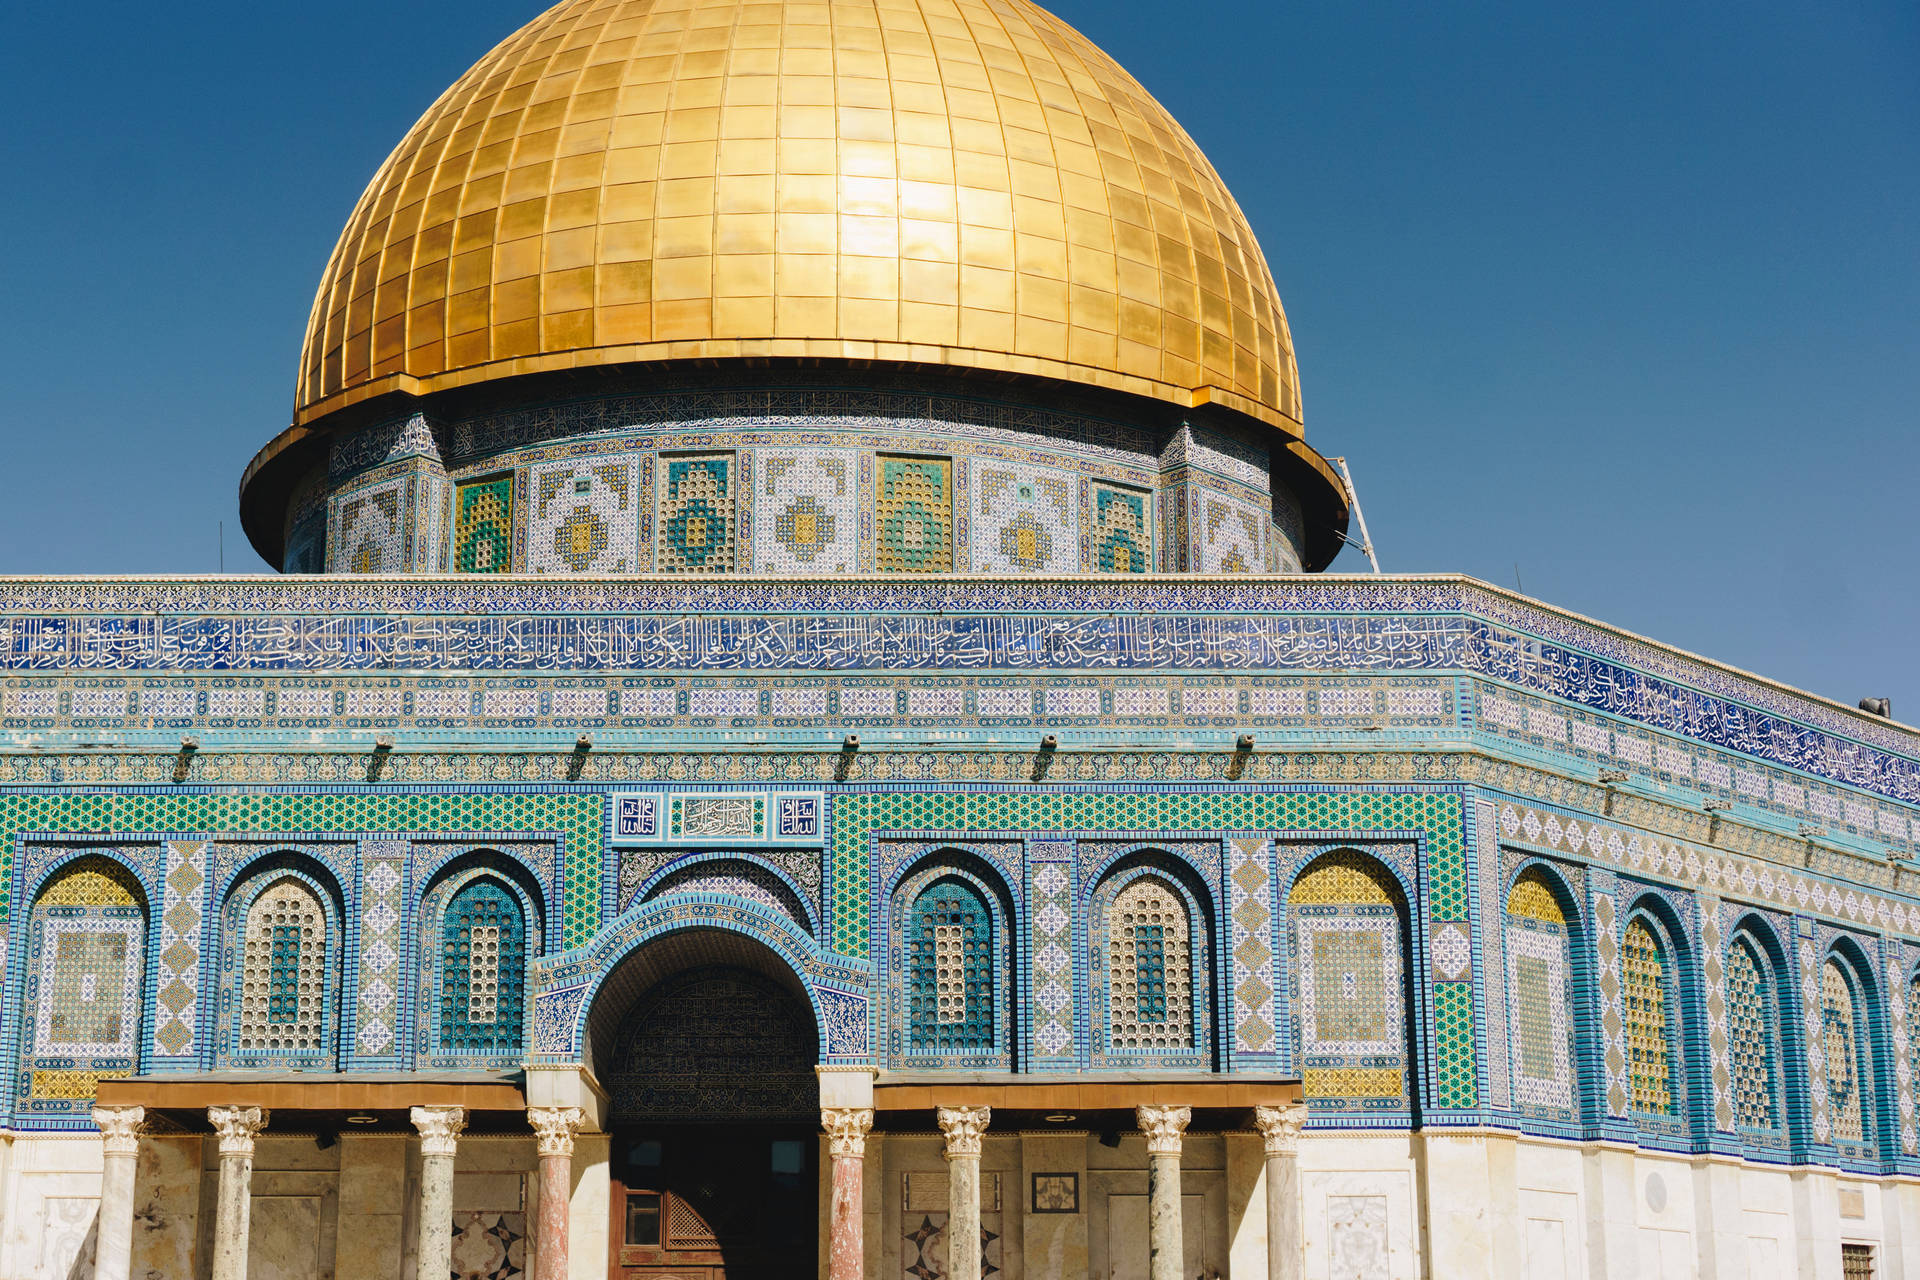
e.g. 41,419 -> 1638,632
295,0 -> 1305,433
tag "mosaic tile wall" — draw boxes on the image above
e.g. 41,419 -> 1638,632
527,458 -> 640,573
454,477 -> 514,574
657,454 -> 736,573
755,449 -> 860,573
971,461 -> 1079,574
16,859 -> 145,1118
877,456 -> 953,574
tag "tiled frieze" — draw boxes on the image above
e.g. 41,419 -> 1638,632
4,578 -> 1914,820
527,457 -> 641,573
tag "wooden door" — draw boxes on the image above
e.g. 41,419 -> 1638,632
609,1128 -> 815,1280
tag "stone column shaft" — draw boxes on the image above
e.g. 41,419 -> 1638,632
412,1105 -> 468,1280
822,1107 -> 874,1280
208,1105 -> 269,1280
937,1106 -> 990,1280
528,1106 -> 586,1280
92,1105 -> 144,1280
1255,1104 -> 1308,1280
1137,1105 -> 1191,1280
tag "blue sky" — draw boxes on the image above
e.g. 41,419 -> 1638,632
0,0 -> 1914,713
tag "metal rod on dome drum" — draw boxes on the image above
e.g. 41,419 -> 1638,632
1328,456 -> 1381,573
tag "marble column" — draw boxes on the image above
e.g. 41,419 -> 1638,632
528,1106 -> 585,1280
411,1105 -> 468,1280
207,1105 -> 269,1280
937,1106 -> 990,1280
1136,1105 -> 1191,1280
822,1107 -> 874,1280
91,1104 -> 144,1280
1254,1104 -> 1308,1280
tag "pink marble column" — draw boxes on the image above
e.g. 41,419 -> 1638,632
822,1106 -> 874,1280
528,1106 -> 585,1280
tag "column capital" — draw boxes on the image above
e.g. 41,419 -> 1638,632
92,1104 -> 145,1156
821,1106 -> 874,1158
528,1106 -> 586,1158
410,1105 -> 468,1157
936,1105 -> 990,1160
208,1105 -> 269,1157
1135,1104 -> 1191,1156
1253,1103 -> 1310,1157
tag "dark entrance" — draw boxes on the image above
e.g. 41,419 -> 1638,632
600,958 -> 819,1279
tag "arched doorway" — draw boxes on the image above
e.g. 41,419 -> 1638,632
588,929 -> 819,1279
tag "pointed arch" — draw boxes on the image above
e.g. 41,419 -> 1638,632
1089,852 -> 1213,1070
1822,948 -> 1878,1154
888,851 -> 1016,1070
1504,865 -> 1577,1120
1621,910 -> 1682,1121
418,853 -> 546,1067
219,855 -> 344,1068
1288,850 -> 1413,1114
1724,920 -> 1788,1140
15,855 -> 148,1117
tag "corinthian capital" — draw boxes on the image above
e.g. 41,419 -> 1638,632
207,1105 -> 269,1157
936,1105 -> 990,1160
410,1105 -> 468,1157
91,1105 -> 145,1156
821,1106 -> 874,1158
1135,1104 -> 1191,1156
527,1106 -> 586,1158
1253,1103 -> 1309,1157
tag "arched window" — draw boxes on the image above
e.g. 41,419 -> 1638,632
907,879 -> 994,1054
1622,917 -> 1680,1118
1725,937 -> 1781,1135
1505,869 -> 1574,1116
440,879 -> 528,1058
238,879 -> 329,1055
18,859 -> 146,1115
1107,878 -> 1192,1052
1290,853 -> 1408,1109
1822,958 -> 1873,1145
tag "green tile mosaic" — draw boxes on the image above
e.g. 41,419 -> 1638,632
829,787 -> 1475,1106
0,793 -> 605,947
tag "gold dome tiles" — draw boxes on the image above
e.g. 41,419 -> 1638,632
296,0 -> 1302,433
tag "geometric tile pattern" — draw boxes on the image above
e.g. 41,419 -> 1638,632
1904,967 -> 1920,1154
876,457 -> 952,573
439,878 -> 527,1057
907,879 -> 992,1053
1802,931 -> 1830,1143
1228,838 -> 1275,1055
0,792 -> 602,948
755,449 -> 858,573
454,477 -> 514,574
1197,489 -> 1264,574
152,839 -> 208,1059
1725,936 -> 1780,1133
1700,902 -> 1733,1132
831,789 -> 1475,1108
1091,482 -> 1151,573
236,879 -> 328,1055
17,856 -> 146,1115
971,462 -> 1077,574
1593,891 -> 1627,1118
528,458 -> 639,573
1474,801 -> 1511,1111
331,473 -> 408,574
1026,843 -> 1075,1063
354,847 -> 406,1058
657,454 -> 734,573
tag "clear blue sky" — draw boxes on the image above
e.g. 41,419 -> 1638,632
1,1 -> 1914,714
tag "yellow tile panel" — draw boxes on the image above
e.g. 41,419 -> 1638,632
295,0 -> 1304,436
